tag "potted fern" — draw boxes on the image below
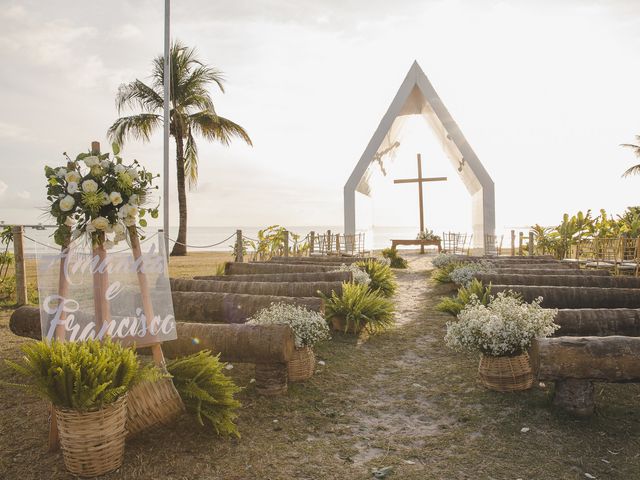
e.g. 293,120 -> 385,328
324,282 -> 395,334
6,339 -> 144,477
248,303 -> 330,381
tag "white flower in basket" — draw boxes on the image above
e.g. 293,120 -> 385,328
248,303 -> 330,348
333,263 -> 370,285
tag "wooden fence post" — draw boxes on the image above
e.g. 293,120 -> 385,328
510,230 -> 515,256
327,230 -> 332,254
235,230 -> 243,263
12,225 -> 27,306
518,232 -> 524,256
335,233 -> 341,255
528,231 -> 534,256
283,230 -> 289,258
309,231 -> 315,255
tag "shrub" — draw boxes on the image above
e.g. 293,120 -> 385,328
334,263 -> 370,286
444,293 -> 559,356
382,248 -> 408,269
432,253 -> 460,269
356,259 -> 397,297
167,351 -> 242,436
248,303 -> 330,348
6,338 -> 147,411
431,261 -> 464,283
323,282 -> 395,334
448,261 -> 493,286
436,279 -> 492,316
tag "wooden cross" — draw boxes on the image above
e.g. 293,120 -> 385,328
394,153 -> 447,253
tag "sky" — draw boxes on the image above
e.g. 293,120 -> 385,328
0,0 -> 639,236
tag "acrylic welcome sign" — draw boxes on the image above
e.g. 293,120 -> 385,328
36,232 -> 177,348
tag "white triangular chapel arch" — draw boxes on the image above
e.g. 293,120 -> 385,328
344,61 -> 495,250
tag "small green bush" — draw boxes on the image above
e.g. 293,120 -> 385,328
436,279 -> 492,316
6,338 -> 146,411
356,259 -> 397,297
323,282 -> 395,334
431,261 -> 464,284
381,248 -> 408,269
167,350 -> 242,437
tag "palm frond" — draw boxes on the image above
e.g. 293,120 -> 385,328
115,80 -> 163,114
190,111 -> 252,146
107,114 -> 162,145
623,163 -> 640,178
184,126 -> 199,190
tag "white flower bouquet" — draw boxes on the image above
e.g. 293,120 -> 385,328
247,303 -> 331,348
334,263 -> 371,286
449,261 -> 494,286
444,292 -> 559,356
432,253 -> 459,269
45,143 -> 159,247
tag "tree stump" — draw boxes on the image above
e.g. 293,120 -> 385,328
255,363 -> 288,396
553,379 -> 595,417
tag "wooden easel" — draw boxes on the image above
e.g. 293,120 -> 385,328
48,141 -> 167,450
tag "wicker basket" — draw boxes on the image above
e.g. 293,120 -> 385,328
478,352 -> 533,392
288,346 -> 316,382
330,316 -> 364,334
55,395 -> 127,477
126,377 -> 184,437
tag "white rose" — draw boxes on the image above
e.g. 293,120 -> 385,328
64,216 -> 75,227
84,155 -> 99,168
59,195 -> 75,212
126,205 -> 138,217
124,217 -> 136,227
65,171 -> 81,184
128,194 -> 139,205
90,165 -> 103,177
110,191 -> 123,206
67,182 -> 78,194
126,167 -> 139,180
113,223 -> 126,235
103,240 -> 114,250
101,192 -> 111,206
56,167 -> 67,178
81,179 -> 98,193
92,216 -> 109,231
100,159 -> 111,169
105,223 -> 114,234
114,164 -> 126,174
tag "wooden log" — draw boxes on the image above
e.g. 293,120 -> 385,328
270,256 -> 375,264
554,309 -> 640,337
170,278 -> 342,298
10,307 -> 294,364
226,262 -> 336,275
491,285 -> 640,308
493,263 -> 577,269
172,291 -> 323,323
12,225 -> 27,306
194,271 -> 352,283
475,273 -> 640,288
492,268 -> 609,276
533,336 -> 640,382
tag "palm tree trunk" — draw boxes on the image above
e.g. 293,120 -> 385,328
171,134 -> 188,256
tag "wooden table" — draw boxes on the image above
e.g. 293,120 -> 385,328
391,239 -> 442,253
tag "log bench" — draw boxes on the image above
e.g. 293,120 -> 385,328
391,239 -> 441,252
194,271 -> 352,283
490,285 -> 640,309
475,273 -> 640,288
225,262 -> 337,275
554,309 -> 640,337
531,336 -> 640,415
491,268 -> 610,276
9,306 -> 296,396
170,278 -> 342,298
269,256 -> 375,264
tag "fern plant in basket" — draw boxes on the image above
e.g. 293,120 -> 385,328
248,303 -> 330,381
382,247 -> 408,269
323,282 -> 395,334
436,279 -> 493,316
5,339 -> 150,477
356,259 -> 397,297
444,293 -> 559,392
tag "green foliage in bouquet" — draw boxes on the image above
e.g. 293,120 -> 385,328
323,282 -> 395,334
381,247 -> 408,269
5,338 -> 150,411
167,351 -> 242,437
436,279 -> 493,316
356,259 -> 397,297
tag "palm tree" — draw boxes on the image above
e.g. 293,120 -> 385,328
621,135 -> 640,177
108,41 -> 252,256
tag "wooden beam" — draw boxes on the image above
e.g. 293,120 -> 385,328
393,177 -> 448,184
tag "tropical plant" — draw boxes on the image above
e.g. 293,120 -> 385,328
166,350 -> 241,436
381,247 -> 408,269
5,338 -> 149,411
108,41 -> 252,256
323,282 -> 395,334
334,263 -> 370,286
248,225 -> 308,261
432,261 -> 465,284
621,134 -> 640,177
356,259 -> 397,297
248,303 -> 330,348
44,145 -> 158,247
444,293 -> 559,356
436,279 -> 492,316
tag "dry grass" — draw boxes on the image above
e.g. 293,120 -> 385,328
0,252 -> 639,479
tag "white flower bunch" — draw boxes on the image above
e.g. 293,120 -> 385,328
45,143 -> 159,247
334,263 -> 371,285
248,303 -> 331,348
432,253 -> 460,269
449,261 -> 494,286
444,292 -> 559,356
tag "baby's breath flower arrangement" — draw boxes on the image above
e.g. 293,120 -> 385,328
334,263 -> 371,286
444,292 -> 559,357
45,143 -> 159,247
247,303 -> 330,348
